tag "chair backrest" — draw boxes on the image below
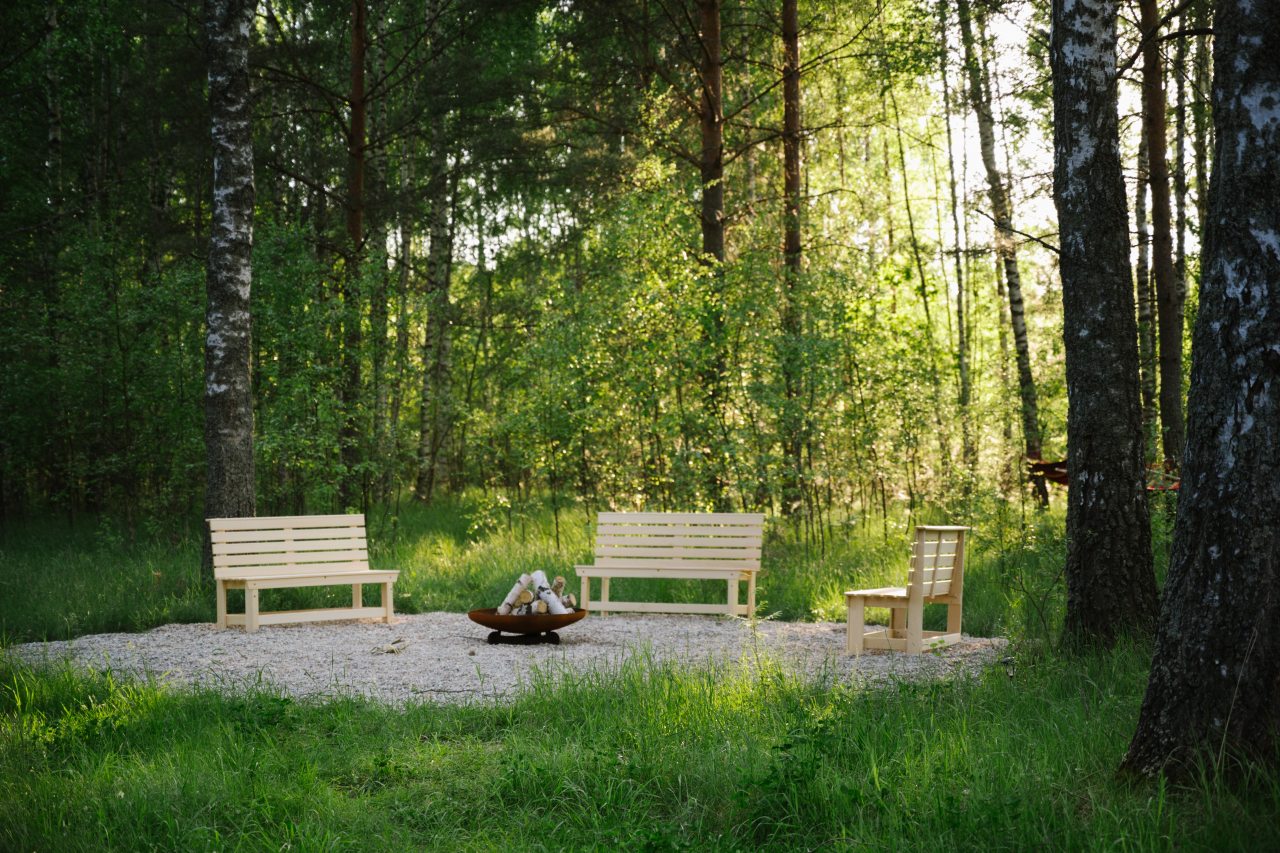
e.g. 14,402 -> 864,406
208,514 -> 369,579
593,512 -> 764,572
908,525 -> 968,599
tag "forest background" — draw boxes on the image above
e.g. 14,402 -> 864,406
4,0 -> 1200,533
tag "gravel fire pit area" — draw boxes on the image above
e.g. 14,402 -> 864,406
6,613 -> 1006,706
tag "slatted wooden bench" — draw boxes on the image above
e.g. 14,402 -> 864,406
209,514 -> 399,632
576,512 -> 765,616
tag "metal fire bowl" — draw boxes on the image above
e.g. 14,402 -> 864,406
467,607 -> 588,635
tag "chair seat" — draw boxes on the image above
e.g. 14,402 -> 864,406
846,586 -> 907,599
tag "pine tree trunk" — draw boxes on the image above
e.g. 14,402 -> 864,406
339,0 -> 367,510
1051,0 -> 1156,647
697,0 -> 729,509
957,0 -> 1046,505
415,154 -> 455,502
202,0 -> 256,572
1123,0 -> 1280,777
779,0 -> 805,516
1138,0 -> 1185,470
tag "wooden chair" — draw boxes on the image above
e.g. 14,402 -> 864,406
576,512 -> 764,616
209,514 -> 399,632
845,525 -> 969,655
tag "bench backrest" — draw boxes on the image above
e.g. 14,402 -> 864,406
593,512 -> 765,572
209,514 -> 370,580
908,525 -> 968,599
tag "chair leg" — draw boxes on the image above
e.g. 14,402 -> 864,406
906,596 -> 924,654
382,581 -> 394,623
846,596 -> 865,655
890,606 -> 905,637
216,581 -> 227,628
245,587 -> 260,634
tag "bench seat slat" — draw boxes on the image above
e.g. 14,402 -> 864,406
219,570 -> 398,589
216,562 -> 375,580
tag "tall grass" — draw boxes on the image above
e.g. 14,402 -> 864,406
1,494 -> 1073,645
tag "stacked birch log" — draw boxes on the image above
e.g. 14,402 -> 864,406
495,570 -> 578,615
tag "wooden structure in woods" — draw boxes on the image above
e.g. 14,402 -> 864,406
209,514 -> 398,632
577,512 -> 764,616
845,525 -> 968,655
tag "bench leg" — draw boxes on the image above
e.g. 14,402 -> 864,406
382,581 -> 394,623
245,587 -> 260,634
747,573 -> 756,617
216,581 -> 228,628
581,576 -> 591,613
352,583 -> 363,610
727,576 -> 737,616
847,596 -> 865,655
600,577 -> 610,616
906,596 -> 924,654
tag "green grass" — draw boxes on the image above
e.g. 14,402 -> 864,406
3,643 -> 1277,850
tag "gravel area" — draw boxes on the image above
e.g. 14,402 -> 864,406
5,613 -> 1007,706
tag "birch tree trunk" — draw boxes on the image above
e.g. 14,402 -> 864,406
202,0 -> 256,572
1138,0 -> 1185,469
956,0 -> 1047,505
1051,0 -> 1156,647
1122,0 -> 1280,778
1136,133 -> 1159,461
939,0 -> 974,477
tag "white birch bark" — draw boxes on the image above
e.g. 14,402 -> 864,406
202,0 -> 256,572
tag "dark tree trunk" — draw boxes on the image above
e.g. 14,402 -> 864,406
697,0 -> 729,509
1138,0 -> 1185,469
1051,0 -> 1156,647
779,0 -> 805,515
339,0 -> 367,510
957,0 -> 1047,505
1123,0 -> 1280,778
202,0 -> 256,572
415,153 -> 456,502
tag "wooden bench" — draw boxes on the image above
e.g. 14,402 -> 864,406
845,525 -> 969,655
209,514 -> 399,632
576,512 -> 764,616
